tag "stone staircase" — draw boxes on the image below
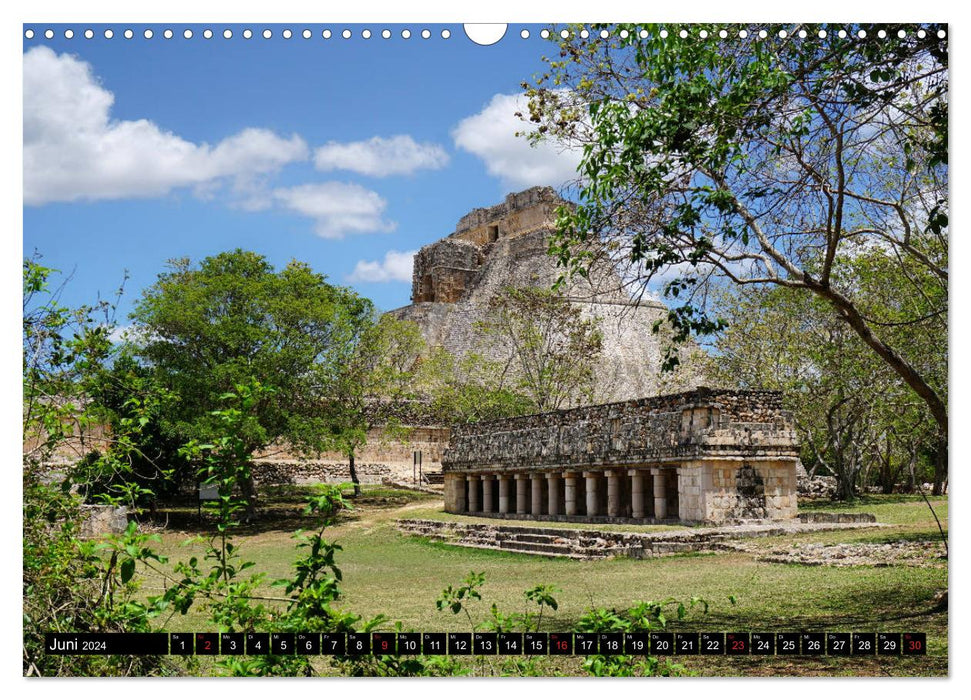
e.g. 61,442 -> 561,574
396,519 -> 734,560
395,517 -> 884,560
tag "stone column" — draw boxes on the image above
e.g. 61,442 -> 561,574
515,474 -> 529,515
454,474 -> 467,513
467,474 -> 480,513
583,471 -> 600,517
651,468 -> 667,519
531,474 -> 544,516
498,476 -> 511,514
606,470 -> 621,517
563,472 -> 578,516
547,472 -> 561,516
481,474 -> 494,514
629,470 -> 646,519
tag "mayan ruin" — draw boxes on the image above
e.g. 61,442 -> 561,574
390,186 -> 697,404
442,388 -> 801,524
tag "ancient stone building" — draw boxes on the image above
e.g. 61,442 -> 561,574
391,186 -> 700,403
442,388 -> 800,524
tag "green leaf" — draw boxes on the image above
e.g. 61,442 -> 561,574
120,557 -> 135,583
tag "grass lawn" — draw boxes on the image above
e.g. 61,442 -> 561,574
139,486 -> 948,677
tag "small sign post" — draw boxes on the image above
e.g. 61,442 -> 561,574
413,450 -> 423,486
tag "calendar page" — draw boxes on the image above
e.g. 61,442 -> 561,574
21,9 -> 949,683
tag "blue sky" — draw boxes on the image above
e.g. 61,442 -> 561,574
23,24 -> 583,320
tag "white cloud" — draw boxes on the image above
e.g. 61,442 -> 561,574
452,92 -> 583,189
348,250 -> 416,283
107,323 -> 155,346
273,182 -> 396,239
23,46 -> 308,205
314,135 -> 449,177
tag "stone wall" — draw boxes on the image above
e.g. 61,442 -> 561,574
698,459 -> 798,522
396,517 -> 881,560
79,505 -> 129,537
257,425 -> 450,469
411,238 -> 483,303
253,460 -> 393,485
443,388 -> 799,473
453,186 -> 566,243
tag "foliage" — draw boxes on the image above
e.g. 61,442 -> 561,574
23,258 -> 116,468
161,393 -> 385,676
22,258 -> 181,675
526,23 -> 948,489
707,248 -> 945,497
129,249 -> 374,509
23,480 -> 174,676
433,571 -> 704,676
72,353 -> 185,508
575,597 -> 705,676
476,285 -> 604,411
324,313 -> 425,495
419,346 -> 537,424
481,583 -> 561,634
436,570 -> 486,629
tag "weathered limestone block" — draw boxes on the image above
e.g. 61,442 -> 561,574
564,472 -> 579,516
79,505 -> 129,537
467,475 -> 480,512
482,475 -> 495,514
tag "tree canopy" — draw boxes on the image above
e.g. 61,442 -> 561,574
324,313 -> 425,495
526,23 -> 948,488
130,249 -> 375,506
476,285 -> 604,412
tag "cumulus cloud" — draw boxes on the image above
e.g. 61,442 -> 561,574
107,323 -> 156,346
23,46 -> 308,205
348,249 -> 416,283
314,135 -> 449,177
273,182 -> 396,239
452,92 -> 583,189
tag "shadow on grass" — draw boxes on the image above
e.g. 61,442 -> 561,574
799,494 -> 944,510
837,530 -> 949,545
147,484 -> 437,536
548,597 -> 948,636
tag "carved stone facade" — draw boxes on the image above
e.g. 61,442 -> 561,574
442,388 -> 800,524
391,187 -> 701,403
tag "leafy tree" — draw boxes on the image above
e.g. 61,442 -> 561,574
23,258 -> 116,467
74,353 -> 185,507
707,252 -> 943,498
23,260 -> 175,676
477,285 -> 604,412
130,249 -> 374,516
324,314 -> 425,497
527,23 -> 948,492
419,346 -> 537,424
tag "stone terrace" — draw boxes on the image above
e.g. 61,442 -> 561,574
442,387 -> 802,524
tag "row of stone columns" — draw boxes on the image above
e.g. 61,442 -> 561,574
462,468 -> 673,519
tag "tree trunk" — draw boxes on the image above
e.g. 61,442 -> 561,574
241,473 -> 258,522
880,462 -> 895,495
933,432 -> 947,496
834,469 -> 857,502
817,285 -> 947,442
348,451 -> 361,498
